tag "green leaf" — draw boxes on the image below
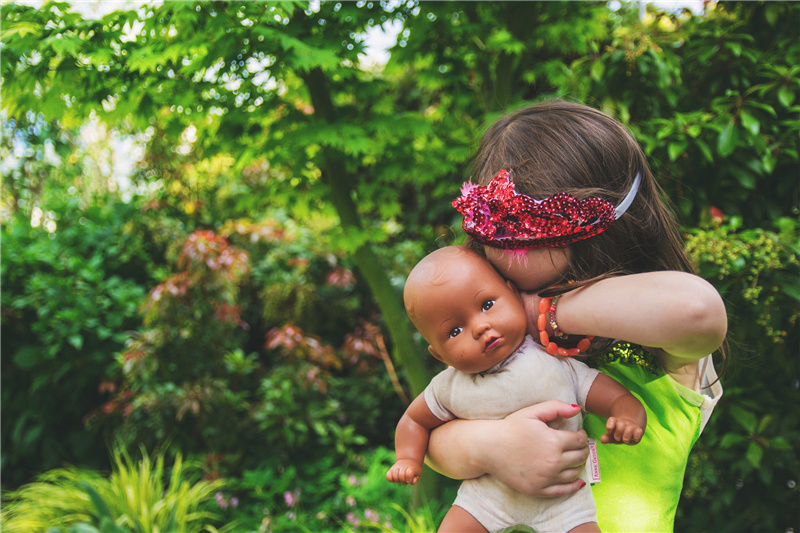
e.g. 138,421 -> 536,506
79,481 -> 113,519
747,101 -> 777,117
717,119 -> 738,157
745,441 -> 763,468
768,436 -> 793,451
730,405 -> 758,433
719,433 -> 748,449
695,140 -> 714,163
13,345 -> 41,369
65,525 -> 101,533
668,140 -> 687,161
0,21 -> 40,40
68,334 -> 84,350
730,166 -> 756,190
726,42 -> 742,57
762,153 -> 776,174
590,60 -> 605,82
764,3 -> 779,25
48,35 -> 81,56
778,85 -> 795,108
739,110 -> 760,135
756,414 -> 774,434
780,281 -> 800,303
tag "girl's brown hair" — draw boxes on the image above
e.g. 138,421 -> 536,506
471,99 -> 693,289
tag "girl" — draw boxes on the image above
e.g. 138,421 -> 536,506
426,100 -> 727,532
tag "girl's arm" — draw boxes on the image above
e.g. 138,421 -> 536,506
387,393 -> 445,485
426,400 -> 590,497
524,271 -> 727,389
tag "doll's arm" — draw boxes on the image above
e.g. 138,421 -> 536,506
585,374 -> 647,445
427,400 -> 590,497
523,272 -> 727,387
386,393 -> 446,485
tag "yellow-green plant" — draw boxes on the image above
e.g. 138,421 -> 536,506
359,503 -> 437,533
1,448 -> 226,533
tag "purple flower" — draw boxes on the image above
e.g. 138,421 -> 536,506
215,491 -> 229,510
284,489 -> 300,508
346,512 -> 360,527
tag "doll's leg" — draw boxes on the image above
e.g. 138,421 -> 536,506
567,521 -> 601,533
438,505 -> 488,533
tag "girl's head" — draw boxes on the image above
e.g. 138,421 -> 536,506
469,99 -> 692,293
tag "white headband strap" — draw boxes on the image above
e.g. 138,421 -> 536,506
614,173 -> 641,219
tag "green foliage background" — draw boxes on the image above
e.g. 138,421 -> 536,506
2,1 -> 798,531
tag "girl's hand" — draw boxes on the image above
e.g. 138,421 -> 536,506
427,400 -> 589,497
494,402 -> 589,496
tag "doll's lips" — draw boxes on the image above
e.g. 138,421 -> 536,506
485,337 -> 501,351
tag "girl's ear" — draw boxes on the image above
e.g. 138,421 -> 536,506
428,345 -> 444,362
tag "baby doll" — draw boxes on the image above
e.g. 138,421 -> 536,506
386,246 -> 646,533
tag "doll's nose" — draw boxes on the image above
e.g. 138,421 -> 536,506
473,321 -> 491,338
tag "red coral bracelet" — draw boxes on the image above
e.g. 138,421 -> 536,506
537,296 -> 594,357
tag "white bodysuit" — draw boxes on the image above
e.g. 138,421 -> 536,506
425,335 -> 601,533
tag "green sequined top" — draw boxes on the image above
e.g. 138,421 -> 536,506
583,342 -> 721,532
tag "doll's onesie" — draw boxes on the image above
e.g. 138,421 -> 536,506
424,335 -> 602,533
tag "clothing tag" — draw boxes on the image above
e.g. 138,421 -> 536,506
587,438 -> 601,484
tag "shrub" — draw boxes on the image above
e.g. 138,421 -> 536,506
1,447 -> 226,533
214,447 -> 454,533
1,193 -> 158,488
679,214 -> 800,532
104,218 -> 407,479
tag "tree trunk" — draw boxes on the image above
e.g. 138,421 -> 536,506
302,67 -> 431,397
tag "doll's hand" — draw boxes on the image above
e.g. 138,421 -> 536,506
386,459 -> 422,485
601,417 -> 644,445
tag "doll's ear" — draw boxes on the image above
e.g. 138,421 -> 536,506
506,280 -> 523,300
428,345 -> 444,362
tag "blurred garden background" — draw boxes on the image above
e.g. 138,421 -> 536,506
1,1 -> 798,531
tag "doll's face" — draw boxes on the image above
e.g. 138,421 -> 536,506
483,246 -> 571,293
406,249 -> 528,374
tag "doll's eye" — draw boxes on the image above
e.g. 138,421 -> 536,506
449,327 -> 462,338
482,299 -> 495,311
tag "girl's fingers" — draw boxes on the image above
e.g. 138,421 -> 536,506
562,448 -> 589,470
556,466 -> 587,485
537,478 -> 587,498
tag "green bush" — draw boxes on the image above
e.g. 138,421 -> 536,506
214,447 -> 454,533
1,193 -> 158,488
567,2 -> 800,227
104,216 -> 407,479
679,215 -> 800,531
1,447 -> 226,533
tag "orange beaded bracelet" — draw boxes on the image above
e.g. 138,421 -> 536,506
537,295 -> 594,357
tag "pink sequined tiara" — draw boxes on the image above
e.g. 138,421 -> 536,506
452,169 -> 641,250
